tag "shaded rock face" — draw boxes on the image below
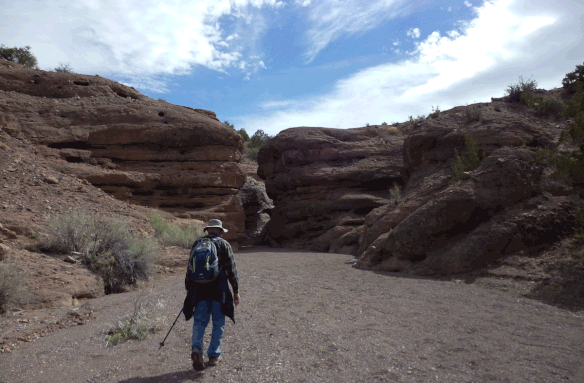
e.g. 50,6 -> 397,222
257,126 -> 404,254
261,102 -> 582,274
236,178 -> 274,245
0,61 -> 245,242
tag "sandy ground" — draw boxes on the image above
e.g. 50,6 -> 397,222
1,247 -> 583,383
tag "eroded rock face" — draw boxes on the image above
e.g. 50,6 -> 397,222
236,178 -> 274,245
261,101 -> 582,274
257,126 -> 405,253
0,61 -> 245,242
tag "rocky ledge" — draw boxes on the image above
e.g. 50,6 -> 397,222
0,61 -> 245,242
259,98 -> 584,275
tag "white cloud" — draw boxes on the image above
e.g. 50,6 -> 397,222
238,0 -> 584,135
298,0 -> 414,62
407,27 -> 421,38
464,1 -> 473,7
0,0 -> 280,78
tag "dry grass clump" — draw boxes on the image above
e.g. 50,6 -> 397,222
465,105 -> 482,124
0,262 -> 29,314
148,214 -> 203,248
505,76 -> 538,103
41,211 -> 158,294
105,290 -> 165,346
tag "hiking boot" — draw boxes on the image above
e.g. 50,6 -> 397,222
191,347 -> 205,371
208,355 -> 221,366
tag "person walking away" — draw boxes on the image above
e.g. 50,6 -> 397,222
183,219 -> 240,371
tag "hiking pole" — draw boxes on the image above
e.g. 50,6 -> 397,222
159,307 -> 184,349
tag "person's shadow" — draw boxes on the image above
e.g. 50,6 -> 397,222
117,369 -> 202,382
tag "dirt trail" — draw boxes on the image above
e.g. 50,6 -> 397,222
1,247 -> 583,383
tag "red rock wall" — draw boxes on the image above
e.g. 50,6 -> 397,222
0,61 -> 246,243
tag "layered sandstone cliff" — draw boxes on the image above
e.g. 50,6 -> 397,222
0,61 -> 246,242
257,125 -> 404,253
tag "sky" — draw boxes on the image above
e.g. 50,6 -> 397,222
1,0 -> 583,136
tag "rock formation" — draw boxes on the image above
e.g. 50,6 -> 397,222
257,126 -> 404,253
0,60 -> 246,242
236,177 -> 274,245
259,100 -> 584,274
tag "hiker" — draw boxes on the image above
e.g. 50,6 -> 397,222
183,219 -> 240,371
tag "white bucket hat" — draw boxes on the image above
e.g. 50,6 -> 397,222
204,219 -> 228,233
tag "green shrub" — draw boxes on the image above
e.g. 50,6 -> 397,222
565,88 -> 584,118
562,62 -> 584,94
0,45 -> 38,68
237,128 -> 250,141
0,262 -> 29,314
243,129 -> 272,163
249,129 -> 271,149
246,146 -> 260,161
451,135 -> 485,181
148,214 -> 203,248
42,211 -> 157,293
505,76 -> 537,103
520,92 -> 566,119
538,64 -> 584,188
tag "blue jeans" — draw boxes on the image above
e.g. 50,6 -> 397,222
191,300 -> 225,358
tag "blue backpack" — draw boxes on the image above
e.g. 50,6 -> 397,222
188,237 -> 220,283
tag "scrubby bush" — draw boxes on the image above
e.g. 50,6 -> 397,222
0,262 -> 29,314
53,62 -> 73,73
245,129 -> 272,162
42,211 -> 157,293
451,135 -> 485,181
464,105 -> 482,124
408,115 -> 425,128
520,92 -> 566,119
237,128 -> 250,141
0,45 -> 38,68
562,63 -> 584,94
246,146 -> 260,161
148,214 -> 203,248
538,65 -> 584,189
105,291 -> 164,346
505,76 -> 538,103
249,129 -> 271,149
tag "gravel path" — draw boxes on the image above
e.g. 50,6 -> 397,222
1,247 -> 583,383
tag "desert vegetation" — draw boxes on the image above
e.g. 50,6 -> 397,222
450,134 -> 485,181
105,291 -> 165,346
148,213 -> 203,248
223,121 -> 272,162
537,63 -> 584,188
40,211 -> 157,294
0,44 -> 38,68
0,262 -> 29,314
53,62 -> 73,73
